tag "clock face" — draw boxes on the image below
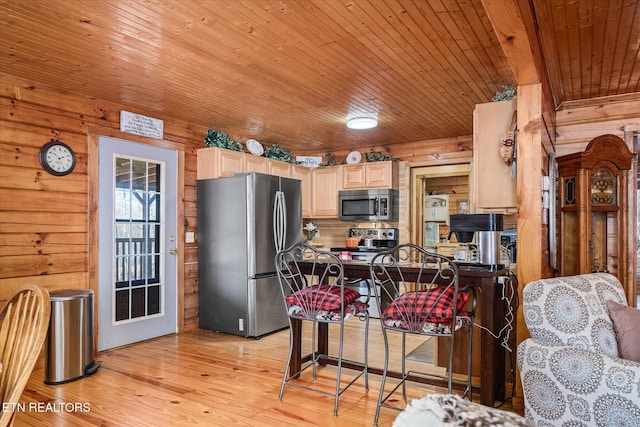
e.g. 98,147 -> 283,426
590,168 -> 615,204
39,140 -> 76,176
591,179 -> 613,203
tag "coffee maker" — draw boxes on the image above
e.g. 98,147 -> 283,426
448,213 -> 504,270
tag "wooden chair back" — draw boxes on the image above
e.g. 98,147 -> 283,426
0,285 -> 51,427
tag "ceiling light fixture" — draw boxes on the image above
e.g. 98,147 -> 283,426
346,117 -> 378,130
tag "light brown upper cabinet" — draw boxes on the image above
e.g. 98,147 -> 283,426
472,99 -> 517,212
197,147 -> 244,179
269,160 -> 293,178
292,165 -> 312,217
198,147 -> 313,217
311,167 -> 341,217
341,161 -> 398,190
244,154 -> 269,174
197,148 -> 398,219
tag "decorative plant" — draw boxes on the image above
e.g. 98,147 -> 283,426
203,129 -> 244,152
364,148 -> 394,162
492,84 -> 517,101
303,222 -> 318,241
324,151 -> 340,166
263,144 -> 298,164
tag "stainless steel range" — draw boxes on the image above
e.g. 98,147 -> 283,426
331,227 -> 398,317
331,227 -> 399,262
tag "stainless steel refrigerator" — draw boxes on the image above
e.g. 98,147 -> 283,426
197,172 -> 302,337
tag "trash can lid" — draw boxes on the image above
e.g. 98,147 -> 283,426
49,289 -> 94,301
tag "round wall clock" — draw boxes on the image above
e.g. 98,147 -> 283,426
39,140 -> 76,176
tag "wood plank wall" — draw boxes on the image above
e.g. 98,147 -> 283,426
555,93 -> 640,155
0,74 -> 206,331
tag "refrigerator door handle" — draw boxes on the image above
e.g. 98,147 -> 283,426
273,191 -> 280,252
274,190 -> 286,253
280,191 -> 287,250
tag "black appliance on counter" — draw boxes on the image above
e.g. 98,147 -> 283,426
330,227 -> 399,318
448,213 -> 504,271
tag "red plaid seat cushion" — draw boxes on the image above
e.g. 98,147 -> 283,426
285,284 -> 361,311
382,286 -> 469,324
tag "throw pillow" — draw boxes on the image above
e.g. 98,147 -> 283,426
285,284 -> 360,311
606,300 -> 640,363
383,286 -> 469,324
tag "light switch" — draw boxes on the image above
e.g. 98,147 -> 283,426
185,231 -> 195,243
541,175 -> 550,191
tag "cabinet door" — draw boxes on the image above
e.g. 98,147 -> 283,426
341,161 -> 398,189
341,164 -> 366,189
269,161 -> 292,178
365,162 -> 394,188
312,167 -> 340,217
244,154 -> 269,174
197,147 -> 244,179
473,100 -> 517,211
292,165 -> 312,217
218,149 -> 244,177
425,195 -> 449,222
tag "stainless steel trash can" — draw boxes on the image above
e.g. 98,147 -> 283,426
44,289 -> 100,384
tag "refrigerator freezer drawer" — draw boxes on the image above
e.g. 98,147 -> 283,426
247,276 -> 288,337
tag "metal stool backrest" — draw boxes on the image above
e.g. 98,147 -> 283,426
275,242 -> 347,320
370,243 -> 463,334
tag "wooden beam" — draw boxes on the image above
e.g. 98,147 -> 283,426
482,0 -> 557,140
481,0 -> 538,85
514,83 -> 548,410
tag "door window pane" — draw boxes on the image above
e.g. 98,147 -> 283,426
113,155 -> 164,324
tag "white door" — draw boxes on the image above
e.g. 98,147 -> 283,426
98,136 -> 178,351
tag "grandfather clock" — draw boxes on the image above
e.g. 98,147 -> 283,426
557,134 -> 634,289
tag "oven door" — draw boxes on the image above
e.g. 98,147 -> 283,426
350,251 -> 378,263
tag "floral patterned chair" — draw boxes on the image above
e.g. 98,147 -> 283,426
518,273 -> 640,426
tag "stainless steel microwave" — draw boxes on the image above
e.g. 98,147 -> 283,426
338,189 -> 399,222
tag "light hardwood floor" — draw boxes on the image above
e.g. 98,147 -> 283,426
14,321 -> 515,426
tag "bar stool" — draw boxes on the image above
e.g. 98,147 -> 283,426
275,242 -> 370,415
369,243 -> 477,425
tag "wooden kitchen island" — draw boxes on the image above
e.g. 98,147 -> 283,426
291,260 -> 512,407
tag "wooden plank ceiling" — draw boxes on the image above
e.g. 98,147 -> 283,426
0,0 -> 638,153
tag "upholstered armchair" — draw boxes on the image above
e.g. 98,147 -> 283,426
518,273 -> 640,426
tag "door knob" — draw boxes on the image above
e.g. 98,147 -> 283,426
169,248 -> 178,255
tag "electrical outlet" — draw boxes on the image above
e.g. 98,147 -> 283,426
185,231 -> 195,243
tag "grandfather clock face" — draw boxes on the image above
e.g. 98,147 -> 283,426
590,167 -> 615,205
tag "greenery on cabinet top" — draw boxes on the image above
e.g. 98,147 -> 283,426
203,129 -> 395,166
203,129 -> 244,152
203,129 -> 298,163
